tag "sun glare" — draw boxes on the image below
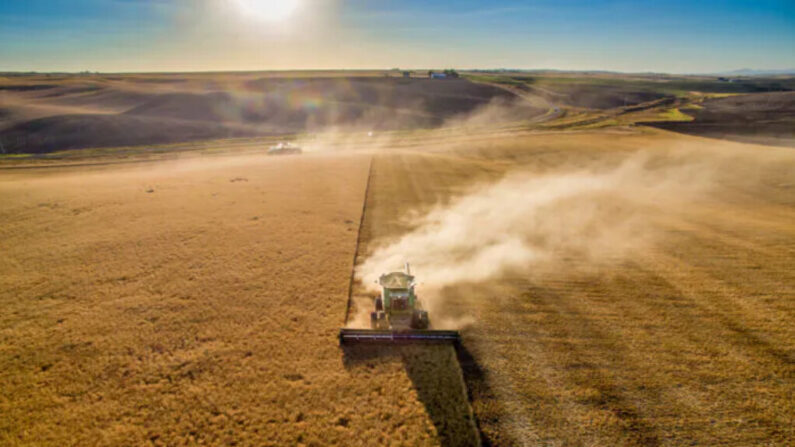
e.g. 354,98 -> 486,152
235,0 -> 300,22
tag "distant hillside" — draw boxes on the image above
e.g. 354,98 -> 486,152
647,91 -> 795,147
1,114 -> 254,154
713,69 -> 795,76
0,75 -> 541,153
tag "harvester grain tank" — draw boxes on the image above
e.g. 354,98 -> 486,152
339,264 -> 460,344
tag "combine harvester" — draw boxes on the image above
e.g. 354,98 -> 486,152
339,264 -> 460,344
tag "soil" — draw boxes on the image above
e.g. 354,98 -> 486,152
647,91 -> 795,147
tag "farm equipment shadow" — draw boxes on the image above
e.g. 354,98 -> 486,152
342,343 -> 487,446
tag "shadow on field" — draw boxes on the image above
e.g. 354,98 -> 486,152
453,343 -> 507,447
342,344 -> 482,446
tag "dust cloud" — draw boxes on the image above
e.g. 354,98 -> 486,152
292,96 -> 538,157
443,97 -> 543,129
357,150 -> 720,323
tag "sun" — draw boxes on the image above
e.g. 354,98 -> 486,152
235,0 -> 301,22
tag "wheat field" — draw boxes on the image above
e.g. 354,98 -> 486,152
0,151 -> 459,446
1,124 -> 793,446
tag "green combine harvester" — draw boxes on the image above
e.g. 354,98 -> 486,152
339,264 -> 460,344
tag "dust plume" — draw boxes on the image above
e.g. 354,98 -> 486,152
292,126 -> 398,155
443,97 -> 544,129
357,151 -> 719,325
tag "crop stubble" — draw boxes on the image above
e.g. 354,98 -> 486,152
356,129 -> 794,446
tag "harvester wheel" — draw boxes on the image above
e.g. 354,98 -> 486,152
377,311 -> 388,329
411,310 -> 430,329
375,297 -> 383,312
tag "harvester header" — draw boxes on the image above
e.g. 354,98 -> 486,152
339,264 -> 460,344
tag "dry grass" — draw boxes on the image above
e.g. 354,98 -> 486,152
656,108 -> 694,122
0,152 -> 456,446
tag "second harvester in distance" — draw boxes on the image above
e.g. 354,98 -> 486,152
339,264 -> 460,343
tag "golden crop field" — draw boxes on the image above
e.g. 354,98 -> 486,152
0,151 -> 465,446
1,123 -> 793,446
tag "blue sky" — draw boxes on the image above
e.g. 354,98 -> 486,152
1,0 -> 793,73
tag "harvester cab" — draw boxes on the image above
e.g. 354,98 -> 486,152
339,263 -> 459,344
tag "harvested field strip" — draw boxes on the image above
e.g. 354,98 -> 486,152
352,132 -> 794,445
341,152 -> 483,446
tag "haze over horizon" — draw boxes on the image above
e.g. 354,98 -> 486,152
1,0 -> 794,74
